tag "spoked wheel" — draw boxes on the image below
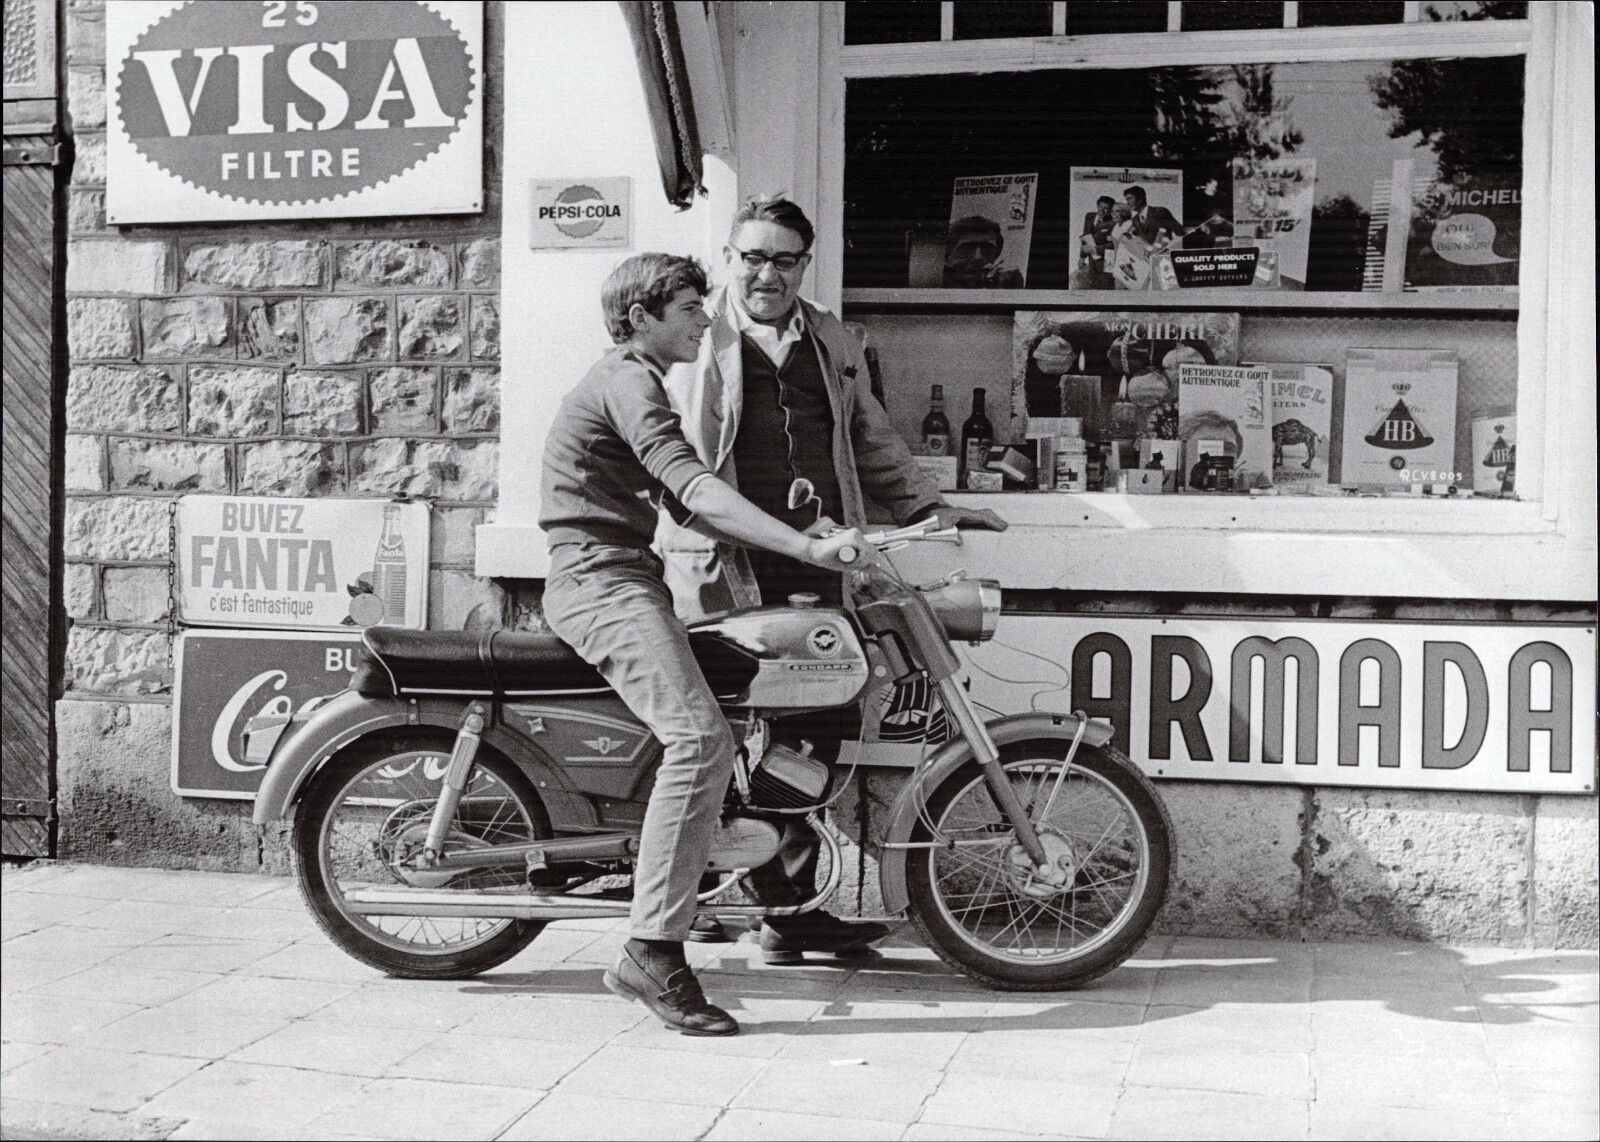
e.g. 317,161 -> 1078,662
293,732 -> 551,979
905,738 -> 1172,990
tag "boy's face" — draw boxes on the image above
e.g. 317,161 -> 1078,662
631,286 -> 711,365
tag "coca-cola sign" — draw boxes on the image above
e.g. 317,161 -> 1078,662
173,629 -> 362,798
107,1 -> 482,222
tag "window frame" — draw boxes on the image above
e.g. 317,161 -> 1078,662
811,2 -> 1595,601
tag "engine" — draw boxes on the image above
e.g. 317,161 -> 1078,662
749,741 -> 832,810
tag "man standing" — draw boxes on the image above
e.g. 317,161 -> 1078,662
659,196 -> 1007,962
1121,185 -> 1181,248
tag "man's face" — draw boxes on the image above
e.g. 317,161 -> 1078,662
726,220 -> 809,323
634,286 -> 711,366
1123,191 -> 1143,214
1094,201 -> 1114,221
944,232 -> 1002,287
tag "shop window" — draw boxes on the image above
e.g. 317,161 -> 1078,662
844,1 -> 944,45
952,2 -> 1053,41
1182,2 -> 1284,32
1063,2 -> 1169,36
1297,2 -> 1407,27
839,36 -> 1528,502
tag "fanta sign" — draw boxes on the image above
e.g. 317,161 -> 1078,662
107,1 -> 483,222
530,176 -> 633,249
962,615 -> 1595,795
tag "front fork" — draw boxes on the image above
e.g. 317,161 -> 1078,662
421,701 -> 488,861
934,676 -> 1050,868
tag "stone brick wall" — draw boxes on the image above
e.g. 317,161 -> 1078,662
55,0 -> 505,868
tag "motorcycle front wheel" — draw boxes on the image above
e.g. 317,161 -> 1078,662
904,738 -> 1172,991
293,731 -> 551,980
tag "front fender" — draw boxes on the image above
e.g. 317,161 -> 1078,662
876,712 -> 1114,915
251,690 -> 412,826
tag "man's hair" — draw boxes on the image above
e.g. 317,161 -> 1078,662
947,214 -> 1004,250
1096,195 -> 1116,207
1123,185 -> 1148,205
601,253 -> 708,344
729,195 -> 815,251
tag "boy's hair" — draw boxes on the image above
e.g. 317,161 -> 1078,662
728,195 -> 815,251
601,253 -> 709,343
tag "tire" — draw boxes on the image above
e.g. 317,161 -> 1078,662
293,731 -> 551,980
905,738 -> 1172,991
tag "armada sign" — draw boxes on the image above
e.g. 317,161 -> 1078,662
961,615 -> 1595,795
107,1 -> 482,222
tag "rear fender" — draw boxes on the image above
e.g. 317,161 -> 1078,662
876,712 -> 1114,915
249,690 -> 588,828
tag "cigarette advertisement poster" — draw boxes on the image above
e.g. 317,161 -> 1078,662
107,1 -> 485,223
1176,364 -> 1274,487
1339,348 -> 1460,489
943,174 -> 1038,288
173,629 -> 361,798
1256,363 -> 1333,487
176,496 -> 429,630
1405,173 -> 1522,292
1068,167 -> 1182,290
1231,157 -> 1316,287
1471,413 -> 1517,497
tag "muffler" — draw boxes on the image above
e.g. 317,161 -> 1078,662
344,887 -> 632,921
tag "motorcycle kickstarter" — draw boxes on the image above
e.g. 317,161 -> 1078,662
250,485 -> 1172,990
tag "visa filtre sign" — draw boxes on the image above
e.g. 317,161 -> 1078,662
107,0 -> 483,222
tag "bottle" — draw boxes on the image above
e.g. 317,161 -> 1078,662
959,387 -> 993,489
370,505 -> 408,624
921,384 -> 950,455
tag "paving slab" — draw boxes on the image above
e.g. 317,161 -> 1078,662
1,863 -> 1595,1142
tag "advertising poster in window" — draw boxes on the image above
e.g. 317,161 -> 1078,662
1257,363 -> 1334,488
1068,167 -> 1183,290
1471,413 -> 1517,497
942,174 -> 1037,288
1405,173 -> 1522,292
106,0 -> 484,223
1176,364 -> 1274,488
1231,157 -> 1316,288
1339,348 -> 1460,489
172,629 -> 362,798
176,496 -> 429,630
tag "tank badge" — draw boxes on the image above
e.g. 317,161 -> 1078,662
808,626 -> 842,658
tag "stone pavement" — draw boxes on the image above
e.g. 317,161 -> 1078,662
2,862 -> 1595,1142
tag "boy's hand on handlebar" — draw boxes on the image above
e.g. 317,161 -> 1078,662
806,526 -> 877,571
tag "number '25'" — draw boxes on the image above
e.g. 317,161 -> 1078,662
263,1 -> 318,28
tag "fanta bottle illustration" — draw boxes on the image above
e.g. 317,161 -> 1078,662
370,506 -> 408,624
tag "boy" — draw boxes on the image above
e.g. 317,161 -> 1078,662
540,253 -> 871,1036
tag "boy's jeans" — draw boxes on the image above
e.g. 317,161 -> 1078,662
543,552 -> 736,942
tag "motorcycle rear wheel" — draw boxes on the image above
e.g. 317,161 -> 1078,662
905,738 -> 1172,991
294,731 -> 551,980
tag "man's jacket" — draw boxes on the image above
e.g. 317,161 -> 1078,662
656,286 -> 943,621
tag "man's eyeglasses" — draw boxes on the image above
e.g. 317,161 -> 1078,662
734,248 -> 808,272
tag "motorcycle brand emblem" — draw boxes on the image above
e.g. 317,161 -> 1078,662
581,736 -> 627,756
807,626 -> 842,658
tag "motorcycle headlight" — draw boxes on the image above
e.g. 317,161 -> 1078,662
921,576 -> 1002,643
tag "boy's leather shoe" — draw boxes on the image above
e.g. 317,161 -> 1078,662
687,915 -> 735,943
759,913 -> 891,966
604,947 -> 739,1036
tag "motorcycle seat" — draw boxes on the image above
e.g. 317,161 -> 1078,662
352,627 -> 757,701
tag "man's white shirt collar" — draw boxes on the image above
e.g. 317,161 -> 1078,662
731,293 -> 805,368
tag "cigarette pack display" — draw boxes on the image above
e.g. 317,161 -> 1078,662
1251,362 -> 1333,487
1340,348 -> 1459,490
1140,438 -> 1181,473
914,454 -> 960,492
1176,363 -> 1273,488
1470,414 -> 1516,497
1054,443 -> 1088,492
966,469 -> 1004,492
1117,469 -> 1164,494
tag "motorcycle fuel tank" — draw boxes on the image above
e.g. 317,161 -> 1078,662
689,606 -> 869,712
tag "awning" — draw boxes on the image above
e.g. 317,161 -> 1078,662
620,0 -> 705,210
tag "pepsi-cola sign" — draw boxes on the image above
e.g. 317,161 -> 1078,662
530,176 -> 633,249
107,1 -> 482,222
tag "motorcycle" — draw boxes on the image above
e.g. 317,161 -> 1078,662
249,486 -> 1172,990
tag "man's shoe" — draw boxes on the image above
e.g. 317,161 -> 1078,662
604,946 -> 739,1036
687,915 -> 734,943
759,912 -> 892,966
